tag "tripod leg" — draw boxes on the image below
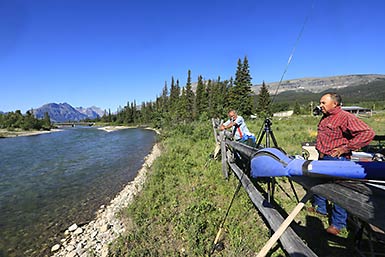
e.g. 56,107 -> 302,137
257,130 -> 266,148
269,130 -> 279,148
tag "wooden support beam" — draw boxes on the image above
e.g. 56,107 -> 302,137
226,139 -> 259,158
228,162 -> 317,257
256,192 -> 312,257
221,138 -> 229,179
212,118 -> 219,144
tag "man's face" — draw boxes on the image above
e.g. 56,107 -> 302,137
228,111 -> 236,121
319,94 -> 337,114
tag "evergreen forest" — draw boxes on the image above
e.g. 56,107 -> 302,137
0,110 -> 51,131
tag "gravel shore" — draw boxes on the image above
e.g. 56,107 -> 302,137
50,142 -> 161,257
0,129 -> 62,138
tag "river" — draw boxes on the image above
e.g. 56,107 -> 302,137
0,127 -> 156,257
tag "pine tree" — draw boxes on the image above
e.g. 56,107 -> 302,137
161,81 -> 169,113
215,79 -> 229,117
108,109 -> 112,123
42,112 -> 51,130
169,78 -> 181,122
256,81 -> 271,117
293,101 -> 301,115
179,87 -> 188,122
185,70 -> 195,121
230,57 -> 253,116
195,75 -> 207,118
123,101 -> 131,123
207,77 -> 227,118
169,77 -> 180,119
206,80 -> 216,117
131,101 -> 137,123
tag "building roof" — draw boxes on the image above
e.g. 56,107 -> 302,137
342,106 -> 371,111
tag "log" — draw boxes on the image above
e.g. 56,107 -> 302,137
212,118 -> 219,144
293,177 -> 385,231
226,139 -> 260,158
220,132 -> 229,179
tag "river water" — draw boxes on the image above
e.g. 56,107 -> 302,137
0,127 -> 156,257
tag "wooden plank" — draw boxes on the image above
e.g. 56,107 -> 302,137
220,132 -> 229,179
226,139 -> 260,158
228,162 -> 317,257
256,192 -> 312,257
212,118 -> 219,144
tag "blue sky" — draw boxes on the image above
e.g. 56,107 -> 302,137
1,0 -> 385,113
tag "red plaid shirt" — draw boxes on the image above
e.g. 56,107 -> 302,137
316,106 -> 375,156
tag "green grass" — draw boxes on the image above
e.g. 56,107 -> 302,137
109,113 -> 385,257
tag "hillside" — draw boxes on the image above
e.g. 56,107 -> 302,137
271,77 -> 385,104
190,74 -> 385,104
252,74 -> 385,95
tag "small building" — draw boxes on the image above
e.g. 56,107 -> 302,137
273,110 -> 294,117
342,106 -> 372,116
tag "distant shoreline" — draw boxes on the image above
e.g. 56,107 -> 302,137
0,125 -> 157,138
97,125 -> 132,132
0,129 -> 62,138
97,125 -> 161,134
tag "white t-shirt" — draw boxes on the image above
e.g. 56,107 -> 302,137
223,115 -> 251,140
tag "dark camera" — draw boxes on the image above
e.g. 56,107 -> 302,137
313,106 -> 322,116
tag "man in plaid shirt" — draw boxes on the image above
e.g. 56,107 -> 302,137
312,92 -> 375,235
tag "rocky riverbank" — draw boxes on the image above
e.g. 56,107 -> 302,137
50,142 -> 161,257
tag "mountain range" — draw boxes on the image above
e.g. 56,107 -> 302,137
251,74 -> 385,95
256,74 -> 385,104
33,103 -> 105,123
3,74 -> 384,122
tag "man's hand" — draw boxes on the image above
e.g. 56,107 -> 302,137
220,122 -> 235,131
330,147 -> 346,157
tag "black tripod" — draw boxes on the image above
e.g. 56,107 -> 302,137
256,118 -> 279,149
256,118 -> 279,203
255,117 -> 300,204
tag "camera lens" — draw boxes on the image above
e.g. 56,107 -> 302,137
313,106 -> 322,116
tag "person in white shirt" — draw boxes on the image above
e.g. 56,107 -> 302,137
220,110 -> 255,145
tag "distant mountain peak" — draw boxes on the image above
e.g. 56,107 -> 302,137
33,103 -> 103,123
76,106 -> 105,119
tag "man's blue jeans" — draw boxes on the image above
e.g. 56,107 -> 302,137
313,155 -> 348,230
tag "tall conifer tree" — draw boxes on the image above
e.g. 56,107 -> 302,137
179,87 -> 188,122
229,57 -> 253,116
161,81 -> 169,113
256,81 -> 271,117
195,75 -> 207,118
185,70 -> 195,121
